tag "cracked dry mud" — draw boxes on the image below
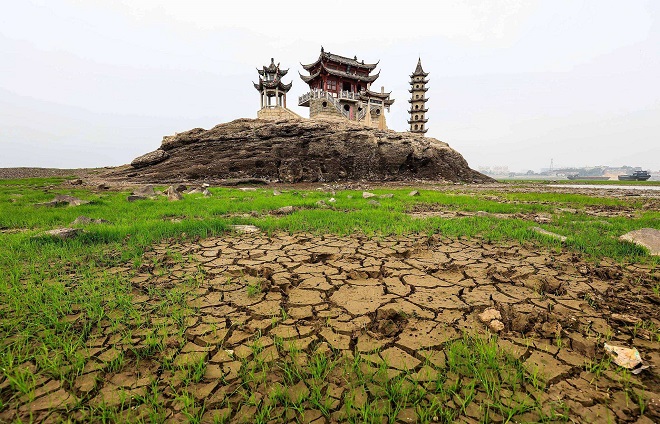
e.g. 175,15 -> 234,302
5,233 -> 659,423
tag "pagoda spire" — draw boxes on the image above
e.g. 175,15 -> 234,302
408,58 -> 429,134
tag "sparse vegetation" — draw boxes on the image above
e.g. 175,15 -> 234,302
0,177 -> 657,422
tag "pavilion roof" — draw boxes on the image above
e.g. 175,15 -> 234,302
302,48 -> 379,72
257,58 -> 289,77
253,79 -> 292,93
299,63 -> 380,83
359,89 -> 395,105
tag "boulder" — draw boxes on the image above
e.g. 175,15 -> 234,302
35,195 -> 89,207
133,185 -> 156,197
272,206 -> 295,215
127,195 -> 148,202
165,186 -> 183,201
619,228 -> 660,256
131,149 -> 169,168
115,118 -> 492,183
35,228 -> 83,239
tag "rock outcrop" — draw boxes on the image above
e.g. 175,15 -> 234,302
115,118 -> 492,183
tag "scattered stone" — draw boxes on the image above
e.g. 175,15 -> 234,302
69,178 -> 83,185
173,184 -> 187,193
273,190 -> 281,196
35,194 -> 89,207
409,190 -> 420,196
489,320 -> 505,332
272,206 -> 294,215
362,192 -> 376,199
97,183 -> 109,190
238,187 -> 256,192
228,225 -> 260,233
530,226 -> 567,242
534,213 -> 553,224
71,216 -> 110,225
316,200 -> 327,207
367,200 -> 380,206
202,188 -> 212,196
165,186 -> 183,201
127,195 -> 148,202
379,193 -> 394,199
619,228 -> 660,256
478,308 -> 501,323
133,185 -> 156,197
328,197 -> 336,203
34,228 -> 83,239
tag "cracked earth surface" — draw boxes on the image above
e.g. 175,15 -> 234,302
4,233 -> 659,423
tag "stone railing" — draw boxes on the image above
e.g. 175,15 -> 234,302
299,89 -> 348,117
337,90 -> 360,101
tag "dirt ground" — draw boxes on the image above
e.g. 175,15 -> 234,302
5,232 -> 659,423
2,170 -> 659,422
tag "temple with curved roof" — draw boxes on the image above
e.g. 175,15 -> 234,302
298,48 -> 394,130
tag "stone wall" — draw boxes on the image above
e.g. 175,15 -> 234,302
257,106 -> 302,120
369,107 -> 387,130
309,98 -> 345,120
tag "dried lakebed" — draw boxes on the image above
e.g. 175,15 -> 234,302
4,233 -> 660,423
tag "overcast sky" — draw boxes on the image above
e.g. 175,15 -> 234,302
1,0 -> 659,172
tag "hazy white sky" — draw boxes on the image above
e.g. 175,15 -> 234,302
1,0 -> 659,171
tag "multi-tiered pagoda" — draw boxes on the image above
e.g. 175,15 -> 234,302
298,48 -> 394,129
409,58 -> 429,134
254,58 -> 292,107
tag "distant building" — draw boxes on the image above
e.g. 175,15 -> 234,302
298,47 -> 394,129
408,58 -> 429,134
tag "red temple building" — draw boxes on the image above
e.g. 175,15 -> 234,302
298,48 -> 394,129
